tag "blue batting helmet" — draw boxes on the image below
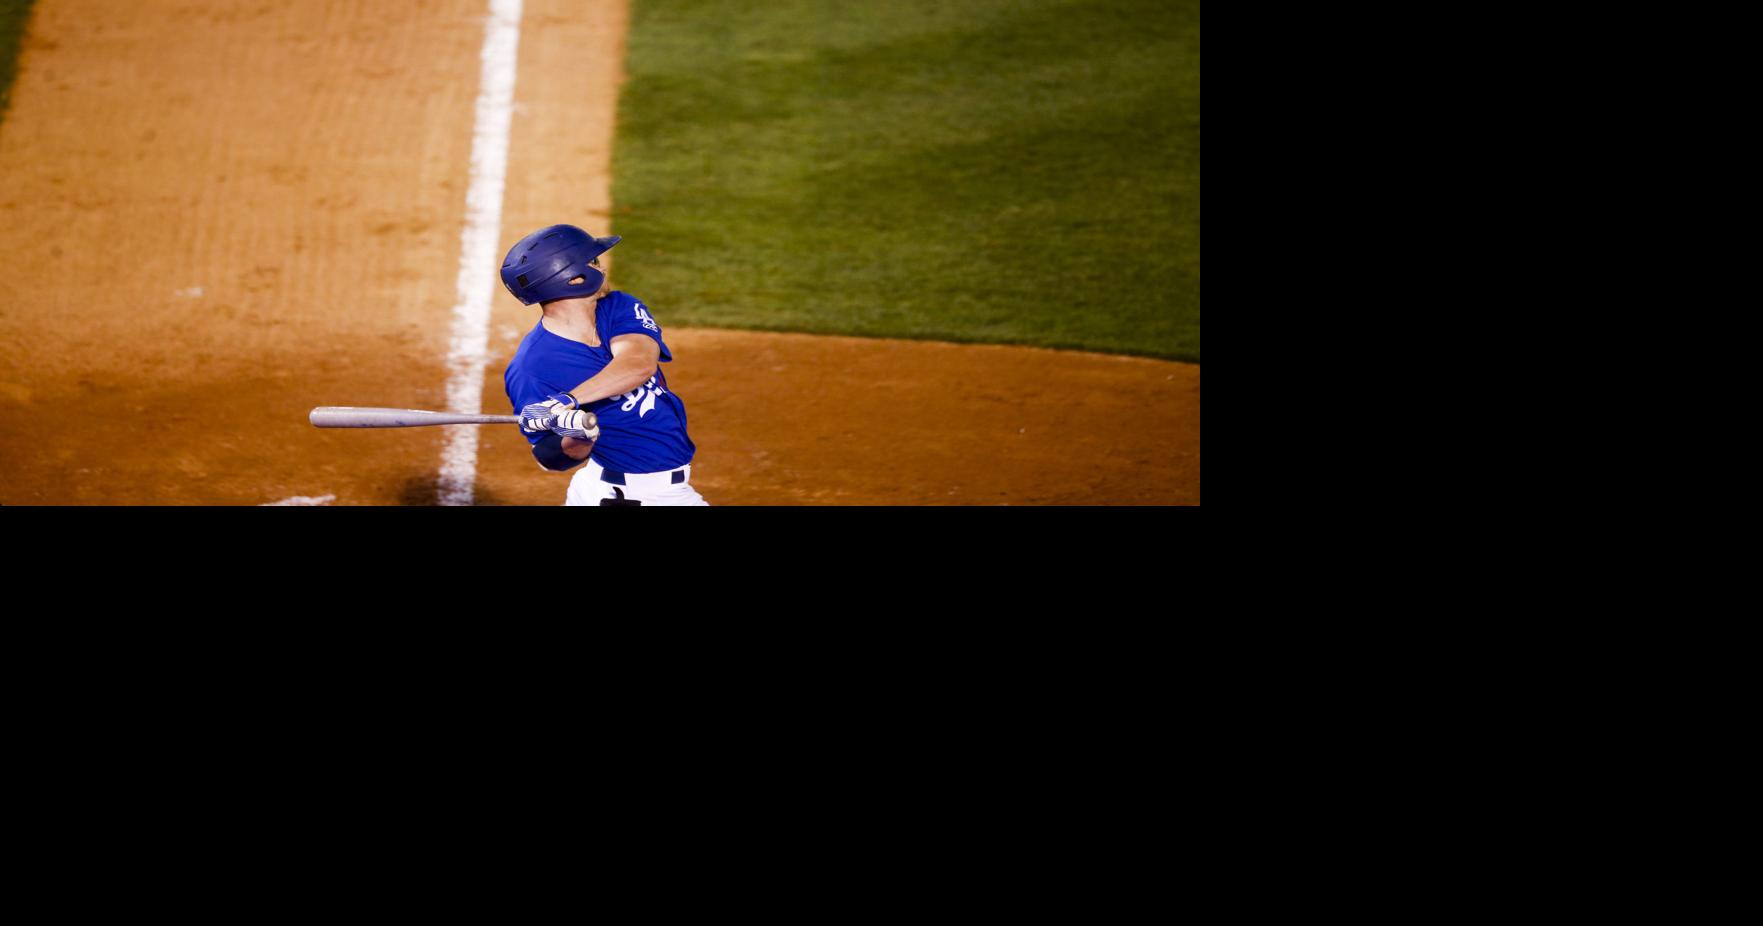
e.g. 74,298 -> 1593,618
500,225 -> 622,305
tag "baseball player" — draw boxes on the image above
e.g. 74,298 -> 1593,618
500,224 -> 706,506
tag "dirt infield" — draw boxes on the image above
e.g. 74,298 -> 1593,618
0,0 -> 1198,505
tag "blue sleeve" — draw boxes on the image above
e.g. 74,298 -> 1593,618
531,432 -> 585,471
602,293 -> 672,362
505,354 -> 556,447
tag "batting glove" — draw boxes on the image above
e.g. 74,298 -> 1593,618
552,409 -> 599,442
519,392 -> 578,433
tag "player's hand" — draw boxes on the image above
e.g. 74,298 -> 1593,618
519,392 -> 577,433
552,409 -> 599,442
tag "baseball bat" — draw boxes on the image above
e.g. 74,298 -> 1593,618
310,407 -> 524,428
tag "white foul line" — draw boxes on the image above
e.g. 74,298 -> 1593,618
262,495 -> 337,506
438,0 -> 524,507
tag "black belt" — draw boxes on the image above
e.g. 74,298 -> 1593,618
600,468 -> 687,486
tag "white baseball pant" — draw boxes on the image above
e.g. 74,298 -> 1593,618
565,459 -> 708,507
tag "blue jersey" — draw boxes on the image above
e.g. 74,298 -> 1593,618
503,291 -> 696,474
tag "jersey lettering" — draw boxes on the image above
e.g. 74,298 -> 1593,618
619,374 -> 667,418
635,305 -> 659,332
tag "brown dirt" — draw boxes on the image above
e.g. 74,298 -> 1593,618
0,0 -> 1198,506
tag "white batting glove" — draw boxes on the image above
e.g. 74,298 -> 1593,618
552,409 -> 599,441
520,392 -> 577,433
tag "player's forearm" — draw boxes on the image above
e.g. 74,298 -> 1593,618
568,357 -> 654,404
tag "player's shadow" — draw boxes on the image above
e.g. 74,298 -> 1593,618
395,476 -> 512,507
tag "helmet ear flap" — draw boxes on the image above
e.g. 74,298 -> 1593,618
566,265 -> 606,295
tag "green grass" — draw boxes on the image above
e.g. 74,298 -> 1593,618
613,0 -> 1200,361
0,0 -> 31,127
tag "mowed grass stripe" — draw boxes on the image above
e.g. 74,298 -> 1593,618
0,0 -> 33,126
614,0 -> 1200,361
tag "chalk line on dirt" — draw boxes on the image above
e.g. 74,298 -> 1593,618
263,495 -> 337,506
438,0 -> 524,507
